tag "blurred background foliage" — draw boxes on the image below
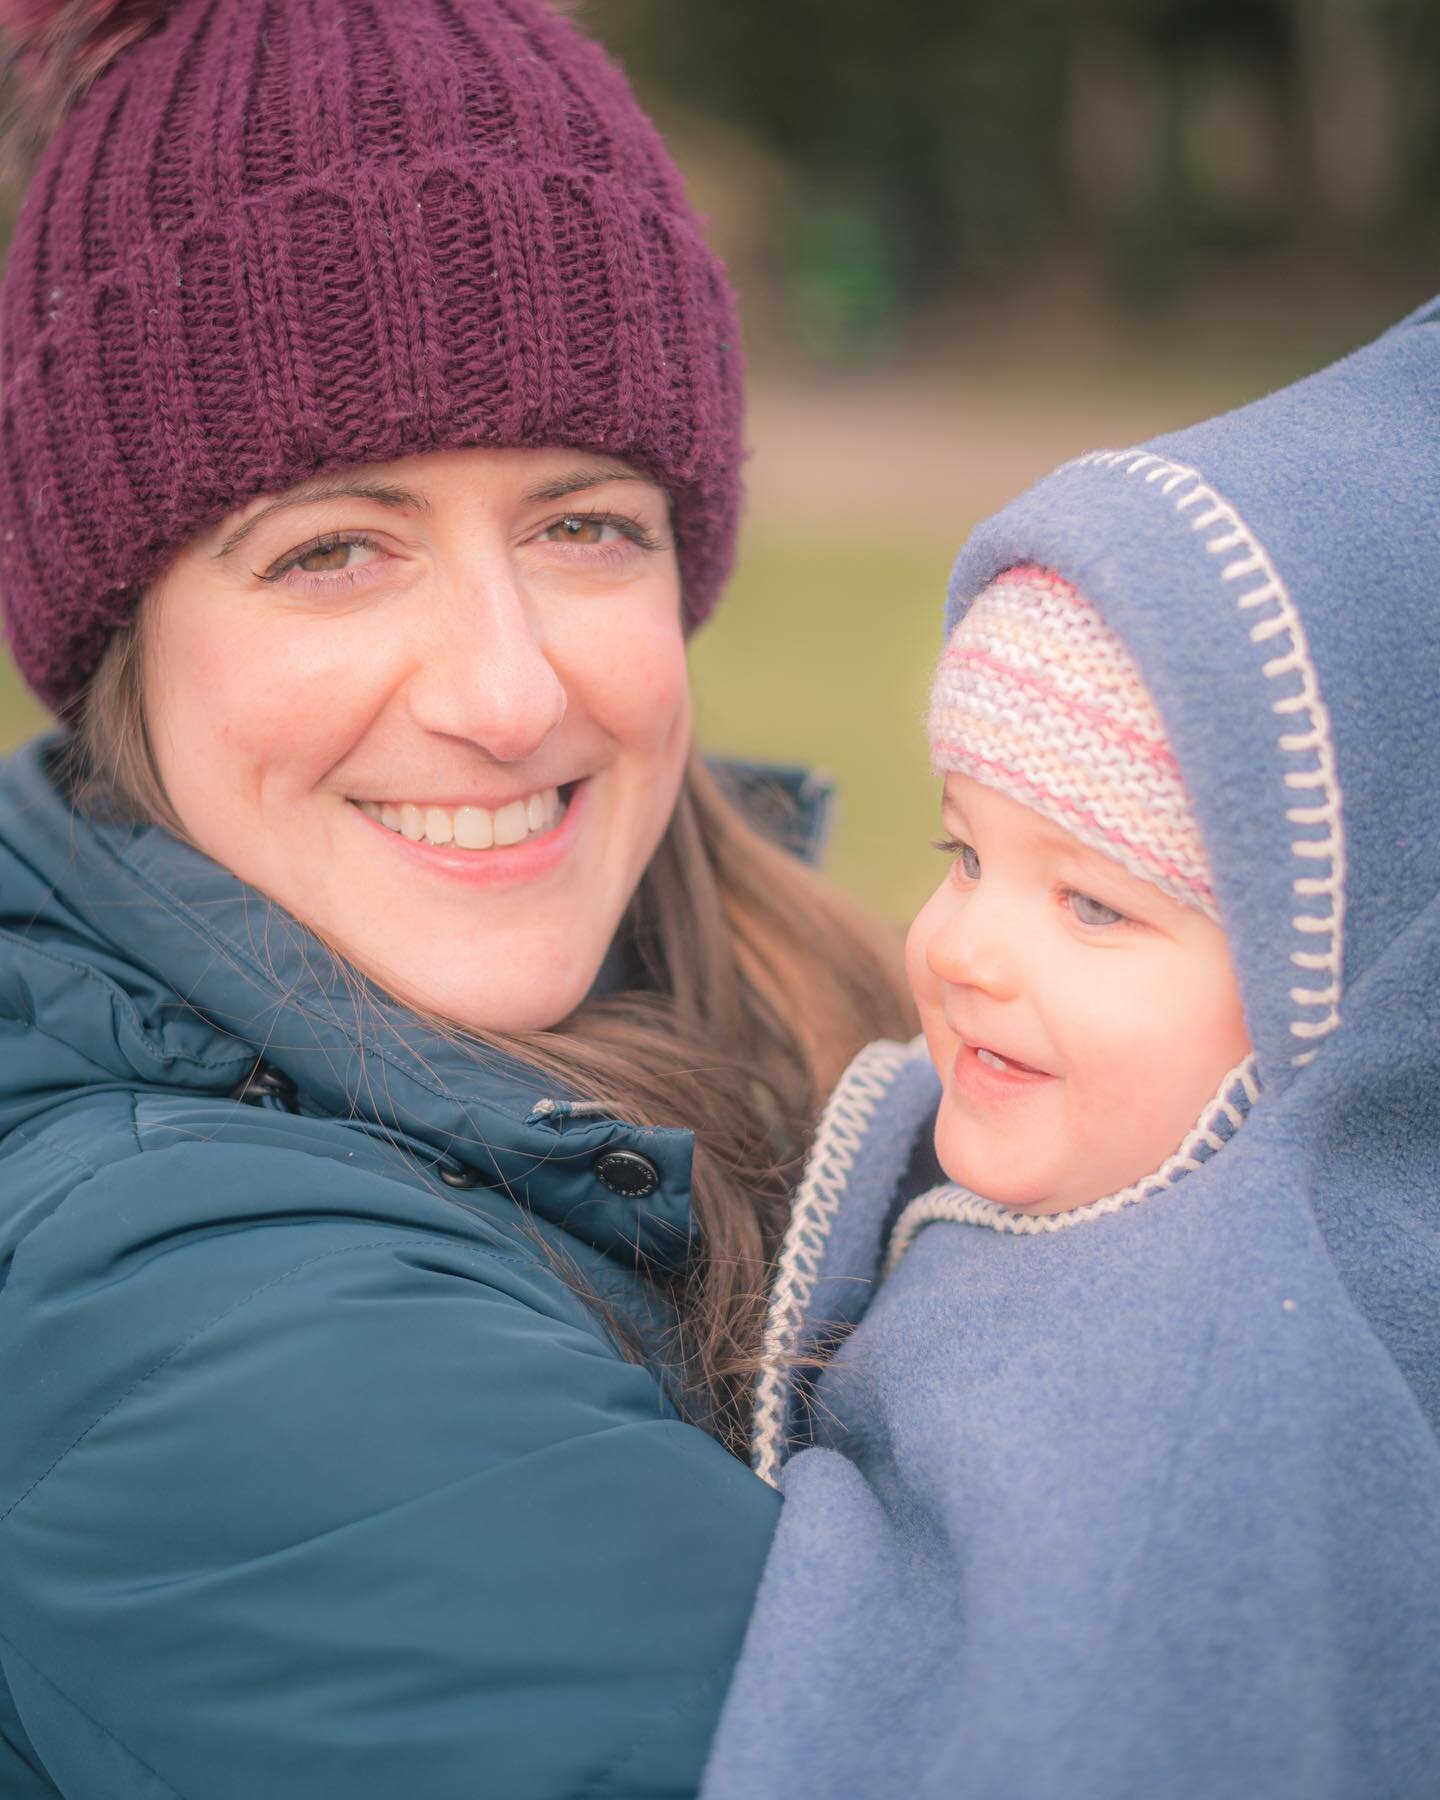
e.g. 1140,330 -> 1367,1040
597,0 -> 1440,350
2,0 -> 1437,922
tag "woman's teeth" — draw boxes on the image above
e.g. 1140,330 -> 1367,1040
357,786 -> 563,850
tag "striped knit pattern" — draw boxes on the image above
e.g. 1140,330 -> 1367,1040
0,0 -> 743,710
929,564 -> 1217,917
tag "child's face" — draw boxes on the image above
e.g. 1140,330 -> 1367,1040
907,773 -> 1250,1214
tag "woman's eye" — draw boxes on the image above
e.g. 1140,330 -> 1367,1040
1067,888 -> 1127,928
534,511 -> 661,553
544,514 -> 617,546
262,533 -> 382,585
295,538 -> 368,573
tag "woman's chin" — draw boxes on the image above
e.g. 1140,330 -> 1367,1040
315,921 -> 609,1037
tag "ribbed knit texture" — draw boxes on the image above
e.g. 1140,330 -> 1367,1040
0,0 -> 744,710
929,563 -> 1217,917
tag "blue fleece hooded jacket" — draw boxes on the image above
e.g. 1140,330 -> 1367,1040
703,296 -> 1440,1799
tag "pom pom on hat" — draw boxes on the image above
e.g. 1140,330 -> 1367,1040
0,0 -> 171,178
929,564 -> 1218,919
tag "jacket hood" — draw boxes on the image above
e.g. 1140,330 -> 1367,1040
0,735 -> 697,1264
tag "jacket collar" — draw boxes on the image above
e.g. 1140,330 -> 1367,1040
0,736 -> 702,1266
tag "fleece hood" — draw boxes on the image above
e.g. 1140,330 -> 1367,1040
938,294 -> 1440,1420
948,297 -> 1440,1100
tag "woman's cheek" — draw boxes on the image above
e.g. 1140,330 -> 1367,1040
566,599 -> 689,744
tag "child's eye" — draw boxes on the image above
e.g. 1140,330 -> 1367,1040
1064,887 -> 1128,928
934,837 -> 981,880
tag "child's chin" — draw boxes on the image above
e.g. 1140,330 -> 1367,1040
935,1136 -> 1095,1215
936,1143 -> 1054,1212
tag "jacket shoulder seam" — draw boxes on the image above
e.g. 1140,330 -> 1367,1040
0,928 -> 251,1078
2,1119 -> 105,1181
0,1232 -> 561,1529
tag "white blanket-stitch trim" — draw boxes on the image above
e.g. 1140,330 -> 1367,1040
750,1037 -> 919,1488
1076,450 -> 1346,1067
884,1054 -> 1259,1274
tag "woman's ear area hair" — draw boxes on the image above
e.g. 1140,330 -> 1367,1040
58,596 -> 185,835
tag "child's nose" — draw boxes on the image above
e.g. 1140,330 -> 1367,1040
926,897 -> 1021,1002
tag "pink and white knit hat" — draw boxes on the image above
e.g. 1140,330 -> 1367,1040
928,564 -> 1217,918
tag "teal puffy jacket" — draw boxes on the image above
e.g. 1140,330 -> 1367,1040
0,738 -> 784,1798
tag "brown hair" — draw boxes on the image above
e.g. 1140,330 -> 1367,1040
61,617 -> 917,1457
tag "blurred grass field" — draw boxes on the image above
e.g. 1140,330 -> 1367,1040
691,525 -> 953,924
0,655 -> 44,761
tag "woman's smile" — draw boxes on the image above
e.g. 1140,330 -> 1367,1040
353,782 -> 570,851
347,777 -> 588,888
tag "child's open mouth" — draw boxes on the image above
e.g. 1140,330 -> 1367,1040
954,1038 -> 1055,1102
974,1045 -> 1048,1077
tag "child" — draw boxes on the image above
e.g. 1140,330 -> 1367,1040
705,299 -> 1440,1798
906,560 -> 1253,1223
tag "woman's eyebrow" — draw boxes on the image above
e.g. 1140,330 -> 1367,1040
212,479 -> 430,559
523,465 -> 650,503
211,465 -> 650,560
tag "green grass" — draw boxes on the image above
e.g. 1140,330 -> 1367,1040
0,527 -> 953,926
690,525 -> 957,924
0,653 -> 47,756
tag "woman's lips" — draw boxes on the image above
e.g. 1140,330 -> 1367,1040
358,784 -> 564,850
351,776 -> 589,888
951,1040 -> 1055,1105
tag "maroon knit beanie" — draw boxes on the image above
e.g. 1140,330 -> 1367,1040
0,0 -> 744,711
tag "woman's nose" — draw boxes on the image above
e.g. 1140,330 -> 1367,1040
405,571 -> 567,762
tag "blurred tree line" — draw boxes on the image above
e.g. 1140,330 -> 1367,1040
591,0 -> 1440,359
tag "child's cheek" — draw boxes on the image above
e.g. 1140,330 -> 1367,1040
1066,958 -> 1243,1198
905,898 -> 952,1065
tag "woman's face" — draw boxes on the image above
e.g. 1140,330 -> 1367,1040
143,446 -> 690,1032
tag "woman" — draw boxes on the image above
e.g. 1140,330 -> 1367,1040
0,2 -> 912,1795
